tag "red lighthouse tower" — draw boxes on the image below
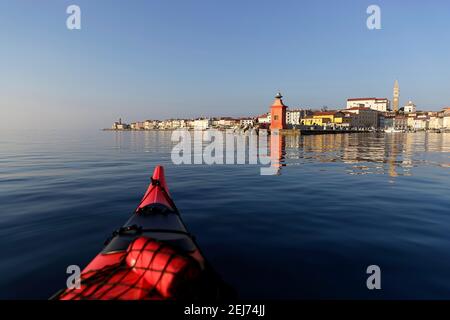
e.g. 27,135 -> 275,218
270,92 -> 287,130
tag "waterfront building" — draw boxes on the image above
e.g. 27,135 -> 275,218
171,119 -> 186,129
384,115 -> 394,128
393,80 -> 400,113
345,107 -> 380,128
346,98 -> 390,112
337,117 -> 352,128
117,124 -> 129,130
442,108 -> 450,130
111,118 -> 130,130
257,113 -> 271,124
404,100 -> 416,113
286,109 -> 313,125
144,120 -> 159,130
184,119 -> 195,128
413,114 -> 429,131
112,123 -> 129,130
112,118 -> 122,130
286,109 -> 301,125
270,92 -> 287,130
157,120 -> 166,129
193,118 -> 211,130
131,122 -> 145,130
429,114 -> 444,130
240,118 -> 255,126
302,116 -> 328,126
216,117 -> 239,127
301,111 -> 350,127
378,113 -> 385,129
394,115 -> 408,130
315,111 -> 343,124
444,115 -> 450,130
157,119 -> 182,129
406,113 -> 416,129
159,120 -> 171,129
302,116 -> 318,126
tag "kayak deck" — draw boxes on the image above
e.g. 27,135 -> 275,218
101,205 -> 200,257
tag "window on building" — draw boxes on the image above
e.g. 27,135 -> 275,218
274,115 -> 279,120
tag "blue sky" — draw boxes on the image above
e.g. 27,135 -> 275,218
1,0 -> 450,130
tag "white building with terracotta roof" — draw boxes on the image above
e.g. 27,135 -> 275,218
346,98 -> 390,112
257,113 -> 271,124
193,118 -> 211,130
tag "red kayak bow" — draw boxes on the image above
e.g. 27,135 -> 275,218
136,166 -> 175,212
53,165 -> 230,300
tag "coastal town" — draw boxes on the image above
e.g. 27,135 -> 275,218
108,81 -> 450,133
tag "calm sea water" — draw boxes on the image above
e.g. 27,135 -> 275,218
0,129 -> 449,299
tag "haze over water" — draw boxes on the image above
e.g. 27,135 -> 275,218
0,130 -> 449,299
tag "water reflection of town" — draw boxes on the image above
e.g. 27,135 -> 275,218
271,132 -> 450,177
113,130 -> 449,177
